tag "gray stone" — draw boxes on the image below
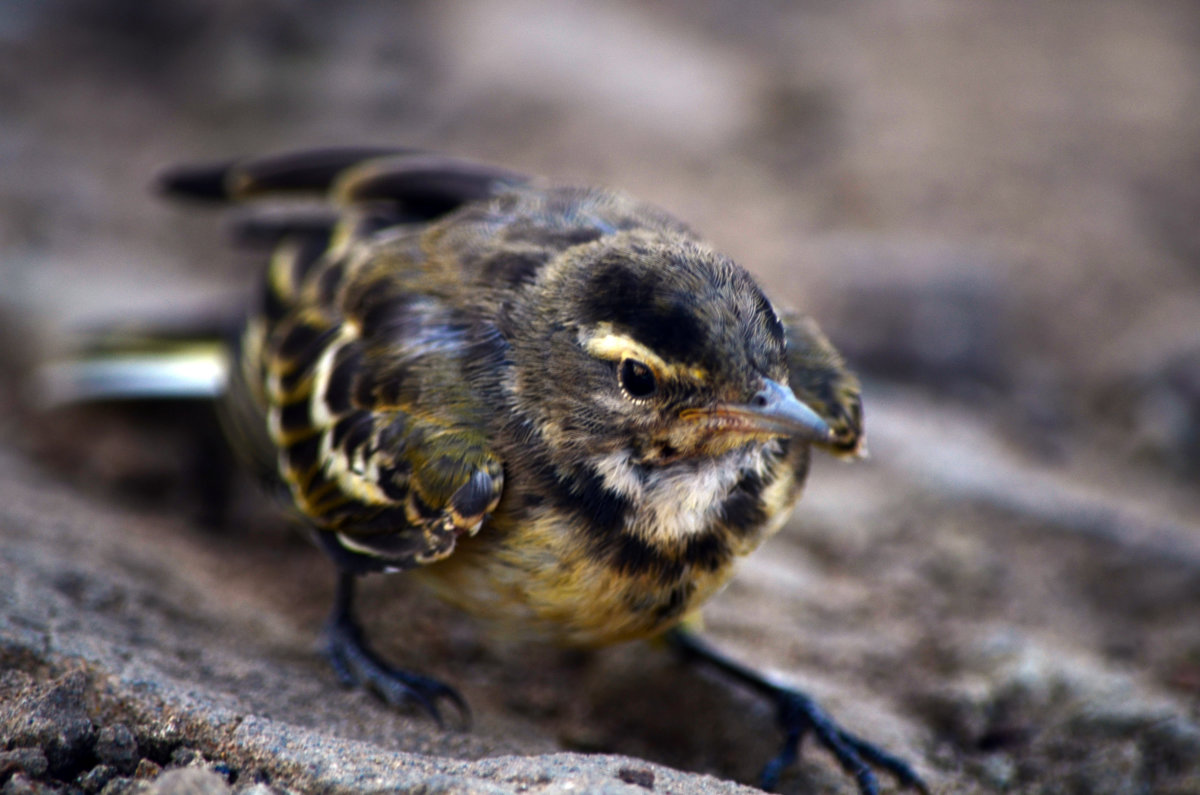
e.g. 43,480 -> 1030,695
0,750 -> 48,780
0,671 -> 95,778
144,769 -> 231,795
95,725 -> 139,774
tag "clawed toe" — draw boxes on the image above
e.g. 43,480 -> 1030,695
764,688 -> 928,794
667,629 -> 927,795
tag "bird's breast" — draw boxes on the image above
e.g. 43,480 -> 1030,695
416,443 -> 802,646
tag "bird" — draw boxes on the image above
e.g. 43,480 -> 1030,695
47,147 -> 927,795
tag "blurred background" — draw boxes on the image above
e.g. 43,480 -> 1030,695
1,2 -> 1198,793
3,0 -> 1199,473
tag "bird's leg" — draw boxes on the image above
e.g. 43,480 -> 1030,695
665,629 -> 928,795
322,571 -> 469,728
186,404 -> 236,530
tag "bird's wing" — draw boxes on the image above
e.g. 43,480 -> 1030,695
262,307 -> 505,572
173,149 -> 522,571
780,308 -> 865,458
250,234 -> 508,572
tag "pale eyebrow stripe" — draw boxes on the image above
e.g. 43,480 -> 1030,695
581,323 -> 708,381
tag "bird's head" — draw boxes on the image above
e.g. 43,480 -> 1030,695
507,230 -> 861,466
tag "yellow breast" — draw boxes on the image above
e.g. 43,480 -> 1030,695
414,447 -> 801,646
415,514 -> 734,646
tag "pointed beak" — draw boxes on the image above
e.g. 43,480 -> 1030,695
680,378 -> 834,444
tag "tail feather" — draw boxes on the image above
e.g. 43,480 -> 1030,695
38,345 -> 229,407
34,321 -> 277,486
156,146 -> 532,223
227,208 -> 341,249
43,144 -> 540,478
156,146 -> 415,203
36,332 -> 232,408
332,153 -> 530,213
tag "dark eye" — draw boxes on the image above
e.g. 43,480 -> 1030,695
619,358 -> 657,399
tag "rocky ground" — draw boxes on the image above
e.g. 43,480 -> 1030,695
2,2 -> 1199,793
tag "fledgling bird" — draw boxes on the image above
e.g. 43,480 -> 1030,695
54,147 -> 925,794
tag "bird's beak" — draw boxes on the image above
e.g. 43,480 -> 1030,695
680,378 -> 834,445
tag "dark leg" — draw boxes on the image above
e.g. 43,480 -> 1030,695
666,629 -> 928,794
187,404 -> 236,530
322,572 -> 469,728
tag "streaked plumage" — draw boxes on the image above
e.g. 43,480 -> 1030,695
56,147 -> 921,795
190,151 -> 855,643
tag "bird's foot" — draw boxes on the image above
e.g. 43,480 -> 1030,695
322,579 -> 469,728
666,629 -> 927,794
762,686 -> 928,794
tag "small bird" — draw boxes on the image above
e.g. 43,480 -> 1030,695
52,147 -> 926,794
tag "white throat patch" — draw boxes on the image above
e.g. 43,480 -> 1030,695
592,446 -> 772,543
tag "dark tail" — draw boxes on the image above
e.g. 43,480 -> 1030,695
156,146 -> 532,223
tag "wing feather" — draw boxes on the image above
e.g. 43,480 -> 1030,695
781,309 -> 865,457
206,149 -> 516,569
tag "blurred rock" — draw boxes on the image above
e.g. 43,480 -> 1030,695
95,725 -> 139,775
0,450 -> 755,795
816,239 -> 1017,393
913,629 -> 1200,794
144,768 -> 230,795
0,750 -> 48,781
1142,716 -> 1200,778
0,774 -> 48,795
74,764 -> 116,794
1099,344 -> 1200,475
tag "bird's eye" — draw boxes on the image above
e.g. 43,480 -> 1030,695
618,358 -> 657,399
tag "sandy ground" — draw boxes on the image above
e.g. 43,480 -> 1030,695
2,2 -> 1199,793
